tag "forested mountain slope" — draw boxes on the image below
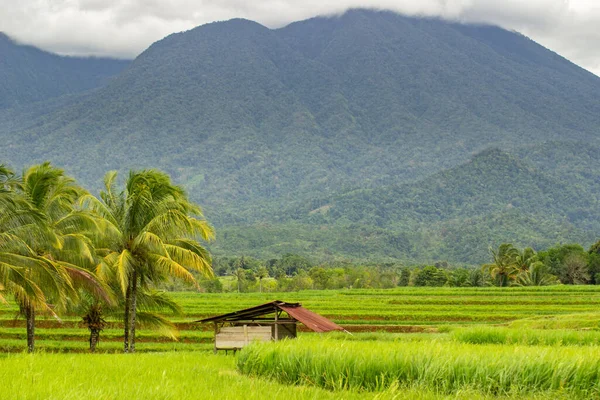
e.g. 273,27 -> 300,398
213,149 -> 598,263
292,149 -> 595,227
0,33 -> 130,109
1,10 -> 599,263
1,10 -> 599,215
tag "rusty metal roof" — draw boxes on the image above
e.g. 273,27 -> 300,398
278,304 -> 344,333
196,300 -> 344,333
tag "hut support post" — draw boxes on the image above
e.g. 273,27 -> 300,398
213,322 -> 217,354
274,310 -> 279,340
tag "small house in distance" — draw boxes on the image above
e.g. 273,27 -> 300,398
197,300 -> 345,353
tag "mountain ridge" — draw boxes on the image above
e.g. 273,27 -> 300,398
0,32 -> 130,109
1,10 -> 599,263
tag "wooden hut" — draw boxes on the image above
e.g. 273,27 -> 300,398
197,300 -> 344,353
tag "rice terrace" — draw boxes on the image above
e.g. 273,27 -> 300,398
3,286 -> 600,398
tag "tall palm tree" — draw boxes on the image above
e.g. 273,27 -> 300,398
483,243 -> 519,287
232,268 -> 246,293
0,163 -> 108,352
81,170 -> 214,353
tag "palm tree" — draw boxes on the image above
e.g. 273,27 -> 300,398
256,266 -> 269,293
232,268 -> 246,293
81,299 -> 106,352
0,163 -> 108,352
514,247 -> 539,272
515,263 -> 559,286
81,170 -> 214,353
483,243 -> 519,287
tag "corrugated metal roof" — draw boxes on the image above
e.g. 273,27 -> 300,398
195,301 -> 292,323
278,304 -> 344,333
196,300 -> 344,333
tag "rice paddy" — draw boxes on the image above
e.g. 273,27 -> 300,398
2,286 -> 600,398
237,337 -> 600,398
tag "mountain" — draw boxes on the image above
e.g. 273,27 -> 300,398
1,10 -> 599,263
212,149 -> 598,263
292,149 -> 596,228
516,141 -> 600,196
0,32 -> 130,109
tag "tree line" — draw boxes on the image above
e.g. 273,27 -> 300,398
195,242 -> 600,292
0,163 -> 214,352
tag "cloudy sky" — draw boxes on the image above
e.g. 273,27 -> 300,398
1,0 -> 599,76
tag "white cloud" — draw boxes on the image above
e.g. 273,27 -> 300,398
0,0 -> 599,75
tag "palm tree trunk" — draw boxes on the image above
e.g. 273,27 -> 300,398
84,303 -> 105,353
25,305 -> 35,353
89,329 -> 100,353
128,269 -> 138,353
123,282 -> 131,353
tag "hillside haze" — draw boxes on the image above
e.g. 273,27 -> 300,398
0,33 -> 130,109
1,9 -> 599,263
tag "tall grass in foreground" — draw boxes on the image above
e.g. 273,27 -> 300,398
452,326 -> 600,346
0,352 -> 371,400
237,337 -> 600,397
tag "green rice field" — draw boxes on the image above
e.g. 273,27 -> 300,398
3,286 -> 600,398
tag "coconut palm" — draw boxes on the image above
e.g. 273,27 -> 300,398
483,243 -> 519,287
81,170 -> 214,353
515,262 -> 559,286
514,247 -> 540,272
232,268 -> 246,293
0,163 -> 108,352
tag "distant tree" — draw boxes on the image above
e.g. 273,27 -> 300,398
468,268 -> 486,287
199,277 -> 223,293
589,240 -> 600,255
483,244 -> 519,287
398,268 -> 411,287
232,268 -> 246,293
378,268 -> 399,288
514,263 -> 559,286
276,254 -> 312,276
514,247 -> 539,272
563,254 -> 590,285
309,267 -> 330,290
413,266 -> 447,287
447,268 -> 472,287
256,266 -> 269,293
289,270 -> 314,291
538,244 -> 589,284
587,241 -> 600,284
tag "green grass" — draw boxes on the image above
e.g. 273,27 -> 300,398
238,337 -> 600,397
0,352 -> 371,400
508,312 -> 600,330
0,351 -> 588,400
452,326 -> 600,346
3,287 -> 600,398
0,338 -> 213,353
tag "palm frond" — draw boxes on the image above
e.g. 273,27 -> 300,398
149,255 -> 197,286
136,291 -> 183,315
132,231 -> 168,256
165,242 -> 213,278
135,311 -> 179,340
115,250 -> 135,294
